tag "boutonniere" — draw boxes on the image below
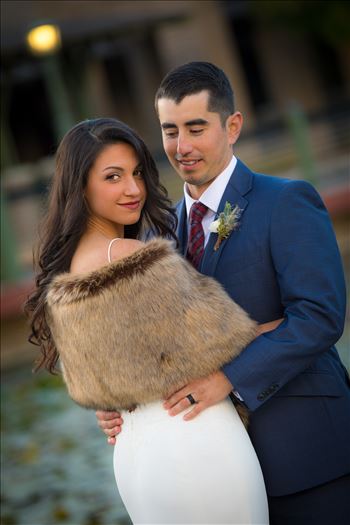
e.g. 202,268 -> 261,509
209,201 -> 242,251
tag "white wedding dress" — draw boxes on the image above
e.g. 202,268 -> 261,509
113,398 -> 269,525
108,239 -> 268,524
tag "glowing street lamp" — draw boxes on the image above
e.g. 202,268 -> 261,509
26,24 -> 61,55
26,23 -> 74,141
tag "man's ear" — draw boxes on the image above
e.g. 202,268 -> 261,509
227,112 -> 243,146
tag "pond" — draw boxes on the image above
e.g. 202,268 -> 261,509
1,364 -> 132,525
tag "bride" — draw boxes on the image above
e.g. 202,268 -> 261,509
26,118 -> 277,524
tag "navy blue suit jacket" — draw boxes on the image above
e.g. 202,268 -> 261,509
176,159 -> 350,496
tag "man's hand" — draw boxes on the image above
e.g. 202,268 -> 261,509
258,317 -> 284,335
95,410 -> 123,445
163,371 -> 233,421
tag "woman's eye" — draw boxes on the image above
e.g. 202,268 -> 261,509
134,169 -> 143,178
106,173 -> 120,181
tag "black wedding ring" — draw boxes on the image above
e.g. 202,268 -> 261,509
186,394 -> 197,405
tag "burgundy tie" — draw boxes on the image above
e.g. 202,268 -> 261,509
187,201 -> 208,269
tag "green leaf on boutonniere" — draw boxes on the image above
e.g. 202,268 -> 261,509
209,202 -> 242,251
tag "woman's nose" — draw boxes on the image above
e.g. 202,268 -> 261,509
124,176 -> 142,195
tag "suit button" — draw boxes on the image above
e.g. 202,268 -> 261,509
258,383 -> 280,401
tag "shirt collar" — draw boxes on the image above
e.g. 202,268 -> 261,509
184,155 -> 237,216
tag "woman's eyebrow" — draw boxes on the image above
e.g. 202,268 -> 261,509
103,165 -> 124,172
103,162 -> 142,172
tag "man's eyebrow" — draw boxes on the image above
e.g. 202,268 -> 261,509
161,122 -> 177,130
185,119 -> 209,126
161,118 -> 209,129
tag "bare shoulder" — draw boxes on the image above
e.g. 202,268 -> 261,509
70,238 -> 145,275
70,240 -> 108,275
109,238 -> 145,262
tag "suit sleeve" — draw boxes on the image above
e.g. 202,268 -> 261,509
223,180 -> 346,411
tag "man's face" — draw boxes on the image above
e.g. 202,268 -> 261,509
157,91 -> 242,199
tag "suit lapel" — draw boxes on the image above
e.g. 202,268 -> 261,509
176,198 -> 188,256
200,159 -> 253,276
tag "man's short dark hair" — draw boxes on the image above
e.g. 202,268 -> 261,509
155,61 -> 234,126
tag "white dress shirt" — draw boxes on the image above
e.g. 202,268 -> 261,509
184,155 -> 237,246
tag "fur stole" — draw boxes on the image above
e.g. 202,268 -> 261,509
46,238 -> 257,418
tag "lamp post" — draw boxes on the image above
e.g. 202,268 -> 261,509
26,23 -> 75,142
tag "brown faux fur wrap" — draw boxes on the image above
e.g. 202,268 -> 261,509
46,238 -> 257,416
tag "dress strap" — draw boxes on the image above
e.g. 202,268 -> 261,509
108,238 -> 121,263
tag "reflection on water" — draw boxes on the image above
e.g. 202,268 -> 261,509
1,364 -> 131,525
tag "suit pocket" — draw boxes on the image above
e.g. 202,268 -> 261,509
275,372 -> 342,397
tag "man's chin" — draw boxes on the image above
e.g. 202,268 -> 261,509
170,161 -> 200,178
184,172 -> 212,187
174,166 -> 203,184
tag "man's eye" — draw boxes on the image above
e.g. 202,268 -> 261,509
191,128 -> 203,134
165,131 -> 178,138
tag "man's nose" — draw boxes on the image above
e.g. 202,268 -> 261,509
176,134 -> 193,156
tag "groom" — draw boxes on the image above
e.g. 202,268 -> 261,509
97,62 -> 350,523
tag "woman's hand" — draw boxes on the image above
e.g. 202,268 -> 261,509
95,410 -> 123,445
257,318 -> 284,335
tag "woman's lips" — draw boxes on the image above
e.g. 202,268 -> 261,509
118,201 -> 141,210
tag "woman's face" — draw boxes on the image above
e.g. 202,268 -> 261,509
85,142 -> 147,235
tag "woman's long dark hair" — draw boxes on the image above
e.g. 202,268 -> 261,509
25,118 -> 178,373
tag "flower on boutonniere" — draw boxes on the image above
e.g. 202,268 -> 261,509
209,201 -> 242,251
